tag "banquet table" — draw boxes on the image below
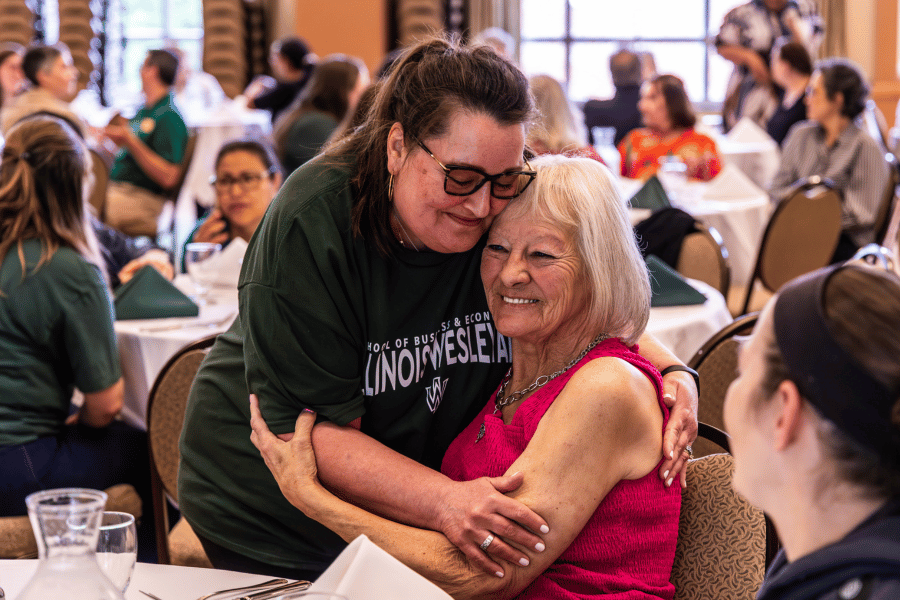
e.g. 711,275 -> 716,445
0,559 -> 277,600
114,276 -> 728,430
623,178 -> 772,286
115,284 -> 237,430
716,138 -> 780,190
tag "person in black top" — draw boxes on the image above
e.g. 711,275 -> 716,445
766,40 -> 812,145
583,49 -> 643,147
244,37 -> 315,123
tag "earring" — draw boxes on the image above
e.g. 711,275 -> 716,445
388,173 -> 394,202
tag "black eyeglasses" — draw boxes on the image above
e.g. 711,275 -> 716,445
209,170 -> 274,193
416,139 -> 536,200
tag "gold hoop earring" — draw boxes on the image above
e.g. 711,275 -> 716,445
388,173 -> 394,202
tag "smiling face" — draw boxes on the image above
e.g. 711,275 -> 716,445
38,52 -> 77,101
638,81 -> 671,132
480,206 -> 591,347
804,71 -> 842,124
214,150 -> 281,236
388,110 -> 527,254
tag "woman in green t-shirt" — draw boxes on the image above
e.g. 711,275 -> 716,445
179,36 -> 700,580
0,114 -> 156,562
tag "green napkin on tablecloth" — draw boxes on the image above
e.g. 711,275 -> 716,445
646,255 -> 707,307
629,175 -> 671,211
114,265 -> 199,320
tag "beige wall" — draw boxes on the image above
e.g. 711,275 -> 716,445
273,0 -> 388,76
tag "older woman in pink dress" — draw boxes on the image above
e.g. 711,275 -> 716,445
251,154 -> 681,599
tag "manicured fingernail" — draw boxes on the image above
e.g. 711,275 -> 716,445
666,477 -> 673,487
496,571 -> 504,578
669,450 -> 674,459
540,525 -> 550,534
535,542 -> 545,552
519,558 -> 529,566
662,470 -> 670,480
303,408 -> 315,414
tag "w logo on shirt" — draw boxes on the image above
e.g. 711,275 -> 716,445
426,377 -> 449,413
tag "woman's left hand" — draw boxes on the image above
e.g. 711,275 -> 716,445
249,394 -> 320,511
659,370 -> 698,488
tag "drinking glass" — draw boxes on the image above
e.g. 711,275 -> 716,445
657,155 -> 688,203
184,242 -> 222,303
95,511 -> 137,593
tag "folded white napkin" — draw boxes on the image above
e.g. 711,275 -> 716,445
308,535 -> 453,600
702,163 -> 766,201
200,237 -> 248,289
726,116 -> 777,146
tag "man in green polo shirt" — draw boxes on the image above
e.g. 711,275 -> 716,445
104,49 -> 188,238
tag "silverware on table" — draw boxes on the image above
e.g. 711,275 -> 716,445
236,580 -> 311,600
194,577 -> 289,600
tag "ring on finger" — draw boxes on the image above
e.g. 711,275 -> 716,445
480,534 -> 495,551
684,445 -> 694,459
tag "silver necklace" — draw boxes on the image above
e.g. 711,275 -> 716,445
475,332 -> 609,443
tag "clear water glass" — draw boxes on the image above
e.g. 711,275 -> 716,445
184,242 -> 222,303
657,155 -> 688,203
96,511 -> 137,593
18,488 -> 123,600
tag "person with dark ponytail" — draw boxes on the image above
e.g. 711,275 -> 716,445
725,251 -> 900,599
0,114 -> 157,562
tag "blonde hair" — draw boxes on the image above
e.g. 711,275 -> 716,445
0,115 -> 104,290
527,74 -> 586,155
508,154 -> 650,344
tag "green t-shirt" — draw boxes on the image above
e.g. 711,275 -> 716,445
0,240 -> 121,446
282,110 -> 338,175
109,92 -> 188,196
179,156 -> 511,572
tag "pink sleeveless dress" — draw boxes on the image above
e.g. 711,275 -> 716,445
441,338 -> 680,599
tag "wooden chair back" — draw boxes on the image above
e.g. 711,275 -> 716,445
676,223 -> 731,296
146,334 -> 216,565
740,178 -> 842,315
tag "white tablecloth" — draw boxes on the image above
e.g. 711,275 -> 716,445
717,138 -> 780,190
624,178 -> 771,286
646,279 -> 732,362
0,559 -> 277,600
115,283 -> 237,430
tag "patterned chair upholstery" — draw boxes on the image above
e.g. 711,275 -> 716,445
671,452 -> 767,600
146,334 -> 217,566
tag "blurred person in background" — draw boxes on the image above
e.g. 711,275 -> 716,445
273,54 -> 370,175
716,0 -> 822,132
583,49 -> 643,148
766,39 -> 813,146
0,43 -> 24,111
172,47 -> 225,126
619,74 -> 721,181
0,115 -> 156,562
770,58 -> 889,262
243,37 -> 316,124
529,74 -> 604,163
182,138 -> 282,268
0,43 -> 83,136
103,48 -> 188,238
473,27 -> 516,61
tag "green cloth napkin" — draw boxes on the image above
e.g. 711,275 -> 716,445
646,255 -> 707,307
629,175 -> 671,211
114,265 -> 199,320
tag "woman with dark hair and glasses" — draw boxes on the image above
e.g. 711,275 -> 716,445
770,58 -> 890,262
179,36 -> 699,581
724,249 -> 900,599
618,74 -> 721,181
